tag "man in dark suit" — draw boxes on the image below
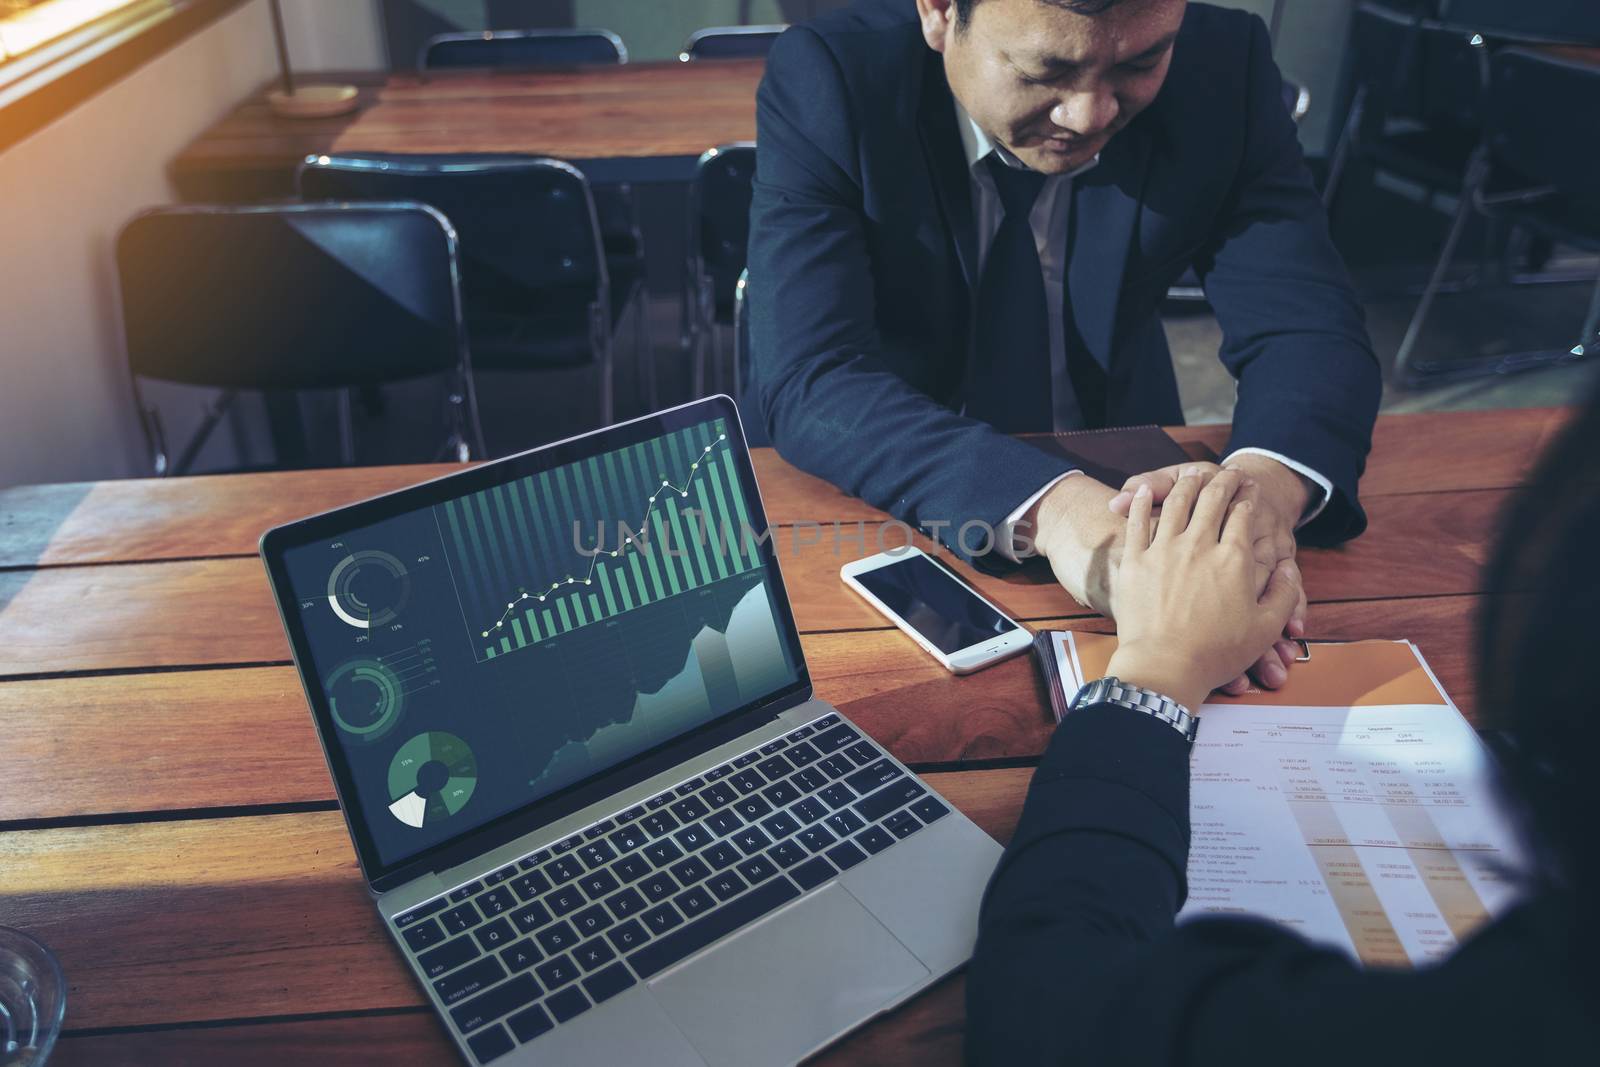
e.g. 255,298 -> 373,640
747,0 -> 1382,688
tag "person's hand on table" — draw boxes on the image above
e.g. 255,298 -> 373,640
1023,475 -> 1128,619
1106,456 -> 1310,694
1105,469 -> 1304,713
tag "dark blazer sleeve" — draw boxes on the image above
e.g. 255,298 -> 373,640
746,27 -> 1076,561
965,703 -> 1575,1066
1196,15 -> 1383,546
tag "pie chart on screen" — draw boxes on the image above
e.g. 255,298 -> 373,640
386,731 -> 478,828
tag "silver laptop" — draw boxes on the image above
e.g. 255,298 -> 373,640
260,396 -> 1001,1066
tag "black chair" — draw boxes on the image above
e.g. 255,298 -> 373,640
299,155 -> 644,431
678,25 -> 786,62
1438,0 -> 1600,45
731,267 -> 768,447
116,202 -> 485,475
417,28 -> 626,69
684,143 -> 757,397
1393,46 -> 1600,384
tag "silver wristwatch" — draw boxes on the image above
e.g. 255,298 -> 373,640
1070,677 -> 1200,742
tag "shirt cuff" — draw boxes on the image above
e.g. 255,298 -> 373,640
1225,448 -> 1332,528
995,471 -> 1082,562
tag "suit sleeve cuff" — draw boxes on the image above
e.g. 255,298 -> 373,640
1225,448 -> 1332,528
994,471 -> 1082,562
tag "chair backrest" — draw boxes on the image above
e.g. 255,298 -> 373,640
1350,2 -> 1487,131
116,203 -> 467,390
297,155 -> 608,319
679,25 -> 785,62
1485,47 -> 1600,201
1439,0 -> 1600,44
418,28 -> 625,70
691,143 -> 758,297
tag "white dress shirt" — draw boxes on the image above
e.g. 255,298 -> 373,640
949,103 -> 1334,560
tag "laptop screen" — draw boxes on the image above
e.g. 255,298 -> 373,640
270,404 -> 805,876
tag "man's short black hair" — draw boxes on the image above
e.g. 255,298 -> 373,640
953,0 -> 1128,27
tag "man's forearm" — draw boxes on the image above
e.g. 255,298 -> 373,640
1025,475 -> 1126,615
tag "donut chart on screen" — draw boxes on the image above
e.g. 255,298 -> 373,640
386,731 -> 478,828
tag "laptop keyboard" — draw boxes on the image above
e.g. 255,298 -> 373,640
389,713 -> 951,1064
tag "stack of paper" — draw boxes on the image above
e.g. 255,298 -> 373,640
1049,632 -> 1527,967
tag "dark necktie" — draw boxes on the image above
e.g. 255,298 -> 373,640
966,155 -> 1054,433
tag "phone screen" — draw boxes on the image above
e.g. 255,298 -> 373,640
853,553 -> 1020,655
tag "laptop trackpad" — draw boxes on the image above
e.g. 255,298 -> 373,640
648,884 -> 930,1067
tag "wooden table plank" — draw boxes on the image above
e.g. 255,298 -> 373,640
0,411 -> 1561,570
0,595 -> 1479,825
2,768 -> 1028,1033
0,490 -> 1504,678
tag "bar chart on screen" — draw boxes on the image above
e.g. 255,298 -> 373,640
433,418 -> 763,662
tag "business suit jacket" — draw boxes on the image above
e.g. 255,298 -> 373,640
747,0 -> 1383,557
965,703 -> 1595,1064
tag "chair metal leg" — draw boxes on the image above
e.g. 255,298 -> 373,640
337,388 -> 357,466
128,376 -> 170,476
594,299 -> 616,427
1321,85 -> 1365,211
173,388 -> 238,476
1393,150 -> 1489,385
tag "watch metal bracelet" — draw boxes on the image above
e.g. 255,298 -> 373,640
1070,676 -> 1200,742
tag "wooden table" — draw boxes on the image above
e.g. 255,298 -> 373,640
170,59 -> 765,201
0,407 -> 1568,1064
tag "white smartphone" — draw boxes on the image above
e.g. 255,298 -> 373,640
840,547 -> 1033,674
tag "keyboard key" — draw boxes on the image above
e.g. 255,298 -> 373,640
825,810 -> 866,838
614,854 -> 652,883
450,973 -> 539,1034
510,870 -> 552,902
474,917 -> 515,951
478,888 -> 515,916
730,770 -> 766,795
554,834 -> 583,853
885,810 -> 923,839
585,820 -> 616,839
629,877 -> 801,979
815,713 -> 840,728
791,856 -> 838,891
856,825 -> 895,854
761,811 -> 801,839
583,961 -> 636,1005
605,886 -> 647,919
792,768 -> 829,793
449,881 -> 483,903
845,759 -> 903,796
395,898 -> 447,928
787,742 -> 822,767
547,885 -> 585,917
670,796 -> 710,823
527,849 -> 552,867
673,822 -> 714,853
546,856 -> 585,884
641,901 -> 684,935
607,918 -> 650,952
647,792 -> 675,809
500,939 -> 541,973
785,725 -> 816,743
434,955 -> 505,1006
702,781 -> 739,808
827,840 -> 869,871
440,902 -> 482,934
818,756 -> 855,780
737,855 -> 779,884
855,778 -> 927,822
732,827 -> 772,855
813,723 -> 860,752
762,780 -> 802,807
705,810 -> 743,836
617,804 -> 646,823
845,740 -> 881,765
485,865 -> 518,886
796,825 -> 838,853
707,870 -> 749,901
819,784 -> 857,810
535,954 -> 580,991
547,985 -> 591,1023
704,763 -> 733,782
756,754 -> 796,781
418,934 -> 479,979
403,917 -> 445,953
674,884 -> 716,919
511,901 -> 552,935
675,777 -> 706,796
670,855 -> 712,885
580,869 -> 620,900
641,871 -> 679,902
507,1004 -> 553,1043
760,738 -> 789,755
467,1024 -> 515,1063
535,920 -> 579,956
768,841 -> 808,869
571,903 -> 614,938
641,811 -> 680,838
703,841 -> 741,870
577,841 -> 617,869
732,752 -> 759,769
734,795 -> 773,821
912,795 -> 951,823
573,937 -> 617,972
792,797 -> 829,824
608,825 -> 648,854
644,839 -> 685,867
